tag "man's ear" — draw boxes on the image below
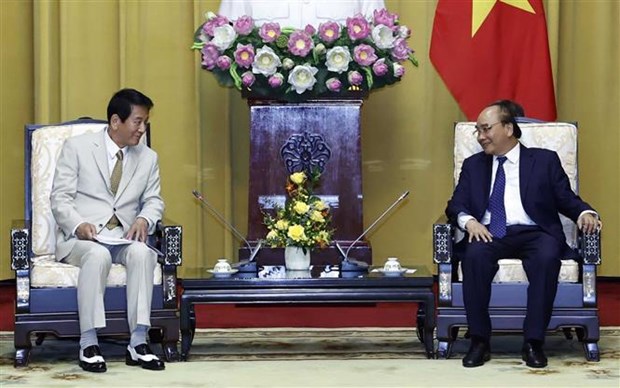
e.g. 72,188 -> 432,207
505,122 -> 514,137
110,114 -> 120,130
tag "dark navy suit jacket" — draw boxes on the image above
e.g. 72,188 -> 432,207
446,144 -> 593,252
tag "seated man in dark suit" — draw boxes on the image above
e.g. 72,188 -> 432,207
445,100 -> 601,368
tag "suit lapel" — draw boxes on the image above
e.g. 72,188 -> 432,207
519,144 -> 535,203
116,145 -> 139,198
483,154 -> 493,198
93,130 -> 111,191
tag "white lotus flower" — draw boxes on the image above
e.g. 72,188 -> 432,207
288,64 -> 318,94
252,46 -> 282,76
325,46 -> 351,74
371,24 -> 396,49
282,58 -> 295,70
211,24 -> 237,51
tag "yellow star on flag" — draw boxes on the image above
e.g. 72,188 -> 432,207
472,0 -> 535,37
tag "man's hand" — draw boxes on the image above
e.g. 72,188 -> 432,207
75,222 -> 97,240
465,219 -> 494,243
125,217 -> 149,242
577,213 -> 602,234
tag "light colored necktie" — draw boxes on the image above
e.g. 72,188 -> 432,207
110,150 -> 123,195
106,150 -> 123,229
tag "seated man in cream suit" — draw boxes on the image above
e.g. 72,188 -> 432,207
51,88 -> 165,373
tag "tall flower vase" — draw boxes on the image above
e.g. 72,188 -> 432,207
284,246 -> 311,270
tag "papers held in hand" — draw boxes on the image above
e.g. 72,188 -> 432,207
93,235 -> 164,257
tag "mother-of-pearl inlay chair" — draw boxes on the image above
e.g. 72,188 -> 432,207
11,118 -> 182,367
432,121 -> 601,361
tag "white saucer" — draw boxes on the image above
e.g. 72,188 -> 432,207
376,268 -> 407,277
207,269 -> 239,277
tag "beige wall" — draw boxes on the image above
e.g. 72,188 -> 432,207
1,0 -> 618,281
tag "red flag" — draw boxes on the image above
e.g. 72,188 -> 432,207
430,0 -> 557,121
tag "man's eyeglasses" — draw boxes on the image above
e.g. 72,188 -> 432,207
473,121 -> 502,136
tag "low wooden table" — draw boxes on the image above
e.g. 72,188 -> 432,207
180,265 -> 435,360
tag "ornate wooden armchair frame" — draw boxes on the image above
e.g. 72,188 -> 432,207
432,121 -> 601,361
10,118 -> 183,367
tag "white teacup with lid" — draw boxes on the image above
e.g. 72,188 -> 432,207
383,257 -> 402,272
213,259 -> 232,273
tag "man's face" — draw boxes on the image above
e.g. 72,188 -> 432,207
109,105 -> 149,148
475,106 -> 514,156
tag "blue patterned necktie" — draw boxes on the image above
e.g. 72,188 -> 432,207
488,156 -> 507,238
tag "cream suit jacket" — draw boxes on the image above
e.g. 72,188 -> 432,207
50,128 -> 164,260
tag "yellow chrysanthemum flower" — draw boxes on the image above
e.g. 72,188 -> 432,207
294,201 -> 310,214
290,172 -> 306,185
287,224 -> 307,241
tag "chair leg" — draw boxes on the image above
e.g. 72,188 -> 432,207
562,327 -> 574,340
436,340 -> 453,359
149,328 -> 164,344
163,341 -> 180,362
583,341 -> 600,362
14,348 -> 32,368
575,327 -> 585,341
35,333 -> 47,346
416,304 -> 425,343
14,328 -> 32,368
158,319 -> 180,362
450,326 -> 460,341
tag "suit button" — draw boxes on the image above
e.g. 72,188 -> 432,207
98,224 -> 103,227
113,208 -> 117,211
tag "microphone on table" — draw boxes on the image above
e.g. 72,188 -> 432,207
337,190 -> 410,273
192,190 -> 262,272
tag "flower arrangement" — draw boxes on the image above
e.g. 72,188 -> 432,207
263,171 -> 334,251
192,9 -> 417,101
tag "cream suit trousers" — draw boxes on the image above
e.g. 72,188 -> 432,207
62,227 -> 157,334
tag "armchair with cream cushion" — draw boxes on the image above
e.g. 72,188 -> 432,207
432,121 -> 601,361
11,118 -> 183,367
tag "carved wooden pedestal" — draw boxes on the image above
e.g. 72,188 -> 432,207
243,99 -> 370,265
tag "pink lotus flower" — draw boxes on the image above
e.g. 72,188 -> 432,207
268,73 -> 284,88
304,24 -> 316,35
216,55 -> 232,70
241,71 -> 255,88
391,38 -> 412,61
318,21 -> 341,43
288,31 -> 314,57
393,63 -> 405,78
202,15 -> 229,37
353,44 -> 377,66
373,9 -> 397,28
325,77 -> 342,92
347,70 -> 363,86
372,58 -> 388,76
234,15 -> 253,35
234,43 -> 255,68
346,14 -> 370,41
201,43 -> 220,70
259,22 -> 281,43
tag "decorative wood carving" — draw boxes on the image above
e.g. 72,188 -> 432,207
245,99 -> 371,264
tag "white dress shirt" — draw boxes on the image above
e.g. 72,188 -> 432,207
104,128 -> 127,173
458,143 -> 596,231
458,143 -> 535,230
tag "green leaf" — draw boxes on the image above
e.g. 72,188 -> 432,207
362,66 -> 374,90
229,63 -> 242,90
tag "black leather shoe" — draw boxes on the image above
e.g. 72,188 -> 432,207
522,341 -> 548,368
126,344 -> 165,370
79,345 -> 107,373
462,340 -> 491,368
